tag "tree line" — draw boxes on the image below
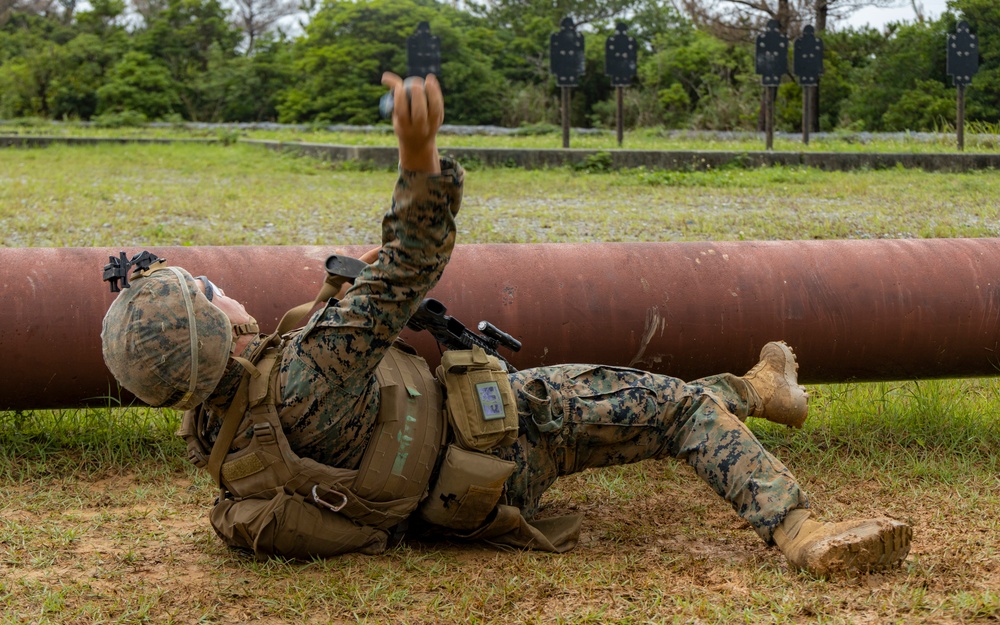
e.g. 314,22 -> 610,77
0,0 -> 997,132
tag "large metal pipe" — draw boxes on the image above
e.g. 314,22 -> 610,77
3,240 -> 999,410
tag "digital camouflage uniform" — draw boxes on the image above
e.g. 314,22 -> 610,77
196,156 -> 808,545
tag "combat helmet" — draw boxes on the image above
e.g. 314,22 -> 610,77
101,253 -> 233,410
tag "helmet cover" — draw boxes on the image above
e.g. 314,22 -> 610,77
101,266 -> 233,409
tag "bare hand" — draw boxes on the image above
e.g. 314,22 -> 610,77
381,72 -> 442,174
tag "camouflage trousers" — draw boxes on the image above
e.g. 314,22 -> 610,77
494,364 -> 809,543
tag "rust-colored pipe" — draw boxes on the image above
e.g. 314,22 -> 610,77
3,240 -> 1000,410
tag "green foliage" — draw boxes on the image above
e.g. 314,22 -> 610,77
775,82 -> 802,132
501,83 -> 559,126
216,128 -> 241,145
590,87 -> 664,129
226,36 -> 295,122
952,0 -> 1000,123
510,121 -> 560,135
839,17 -> 952,131
810,28 -> 886,131
134,0 -> 245,121
638,26 -> 757,129
0,19 -> 71,118
572,150 -> 613,172
656,83 -> 691,125
49,32 -> 128,119
0,0 -> 998,132
0,4 -> 129,119
0,57 -> 41,118
92,109 -> 149,127
882,79 -> 955,130
96,51 -> 180,119
277,0 -> 508,125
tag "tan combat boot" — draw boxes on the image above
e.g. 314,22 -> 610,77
773,509 -> 912,576
743,341 -> 809,428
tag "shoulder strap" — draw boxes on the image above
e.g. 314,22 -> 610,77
202,254 -> 356,487
205,377 -> 251,486
204,333 -> 280,486
274,272 -> 354,336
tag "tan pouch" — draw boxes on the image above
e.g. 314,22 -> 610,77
436,346 -> 518,451
210,489 -> 388,560
176,407 -> 208,468
418,445 -> 515,531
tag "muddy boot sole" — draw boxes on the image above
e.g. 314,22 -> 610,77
799,518 -> 912,576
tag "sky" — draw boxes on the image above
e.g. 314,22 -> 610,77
845,0 -> 951,30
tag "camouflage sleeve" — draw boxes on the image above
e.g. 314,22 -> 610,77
276,158 -> 464,467
288,157 -> 464,388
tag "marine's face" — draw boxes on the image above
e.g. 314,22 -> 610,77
195,276 -> 253,328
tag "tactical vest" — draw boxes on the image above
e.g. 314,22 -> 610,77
179,334 -> 447,558
180,337 -> 583,559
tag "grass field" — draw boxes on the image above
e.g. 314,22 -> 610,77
4,118 -> 1000,153
1,142 -> 1000,623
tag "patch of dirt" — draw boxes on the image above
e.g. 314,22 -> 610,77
2,464 -> 999,624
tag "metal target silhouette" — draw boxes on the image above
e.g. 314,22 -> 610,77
947,21 -> 979,87
550,17 -> 585,87
407,22 -> 441,78
947,21 -> 980,151
550,17 -> 584,147
794,25 -> 824,145
605,22 -> 637,147
755,19 -> 788,87
755,20 -> 787,150
793,25 -> 823,87
605,22 -> 637,87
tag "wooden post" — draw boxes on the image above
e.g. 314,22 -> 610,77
561,87 -> 570,149
802,86 -> 811,146
616,87 -> 624,147
766,87 -> 775,151
957,84 -> 966,152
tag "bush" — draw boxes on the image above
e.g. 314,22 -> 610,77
96,52 -> 179,120
882,79 -> 956,130
511,121 -> 560,136
92,110 -> 148,127
501,83 -> 559,127
572,151 -> 613,173
689,77 -> 760,130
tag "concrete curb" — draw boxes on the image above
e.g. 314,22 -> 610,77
0,136 -> 217,147
248,140 -> 1000,172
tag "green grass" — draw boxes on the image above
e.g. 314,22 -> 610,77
3,143 -> 1000,248
3,118 -> 1000,153
1,382 -> 998,623
0,407 -> 183,482
2,141 -> 1000,623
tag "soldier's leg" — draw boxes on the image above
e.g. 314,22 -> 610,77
497,364 -> 807,542
697,341 -> 809,429
683,372 -> 757,422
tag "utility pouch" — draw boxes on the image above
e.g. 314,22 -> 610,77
418,445 -> 515,531
436,346 -> 518,451
210,489 -> 388,560
177,407 -> 208,468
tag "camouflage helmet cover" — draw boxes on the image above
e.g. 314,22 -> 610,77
101,265 -> 233,409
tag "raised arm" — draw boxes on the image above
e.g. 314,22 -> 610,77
288,73 -> 464,388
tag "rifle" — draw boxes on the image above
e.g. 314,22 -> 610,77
325,254 -> 522,370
